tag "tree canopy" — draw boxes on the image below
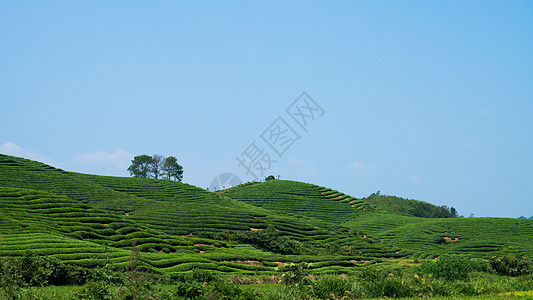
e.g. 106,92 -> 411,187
162,156 -> 183,181
127,155 -> 153,178
128,154 -> 183,181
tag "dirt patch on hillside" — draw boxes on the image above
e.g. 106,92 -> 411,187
194,243 -> 215,247
274,262 -> 287,266
250,228 -> 261,231
443,236 -> 459,242
230,260 -> 263,266
180,233 -> 194,237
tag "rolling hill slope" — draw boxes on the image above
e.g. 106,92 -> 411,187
1,153 -> 532,276
343,211 -> 533,259
0,154 -> 406,274
223,180 -> 377,224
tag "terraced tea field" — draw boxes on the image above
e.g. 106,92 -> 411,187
223,180 -> 377,224
345,212 -> 533,258
0,154 -> 407,275
1,153 -> 533,280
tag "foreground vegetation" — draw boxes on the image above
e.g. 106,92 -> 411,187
1,252 -> 533,299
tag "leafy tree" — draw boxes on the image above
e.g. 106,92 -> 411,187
450,207 -> 458,218
161,156 -> 183,181
265,175 -> 275,181
150,154 -> 164,179
127,155 -> 154,178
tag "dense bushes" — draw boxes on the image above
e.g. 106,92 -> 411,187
230,226 -> 303,255
489,254 -> 533,276
420,255 -> 474,281
262,259 -> 533,299
364,193 -> 457,218
0,252 -> 91,287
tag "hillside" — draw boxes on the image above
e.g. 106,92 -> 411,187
362,193 -> 456,218
0,154 -> 404,275
343,212 -> 533,259
1,154 -> 533,278
223,180 -> 377,224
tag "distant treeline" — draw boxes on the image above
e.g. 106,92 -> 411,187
363,191 -> 458,218
518,216 -> 533,220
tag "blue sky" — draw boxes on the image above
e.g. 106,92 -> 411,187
1,1 -> 532,218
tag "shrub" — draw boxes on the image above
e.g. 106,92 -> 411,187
420,256 -> 473,281
0,258 -> 23,300
190,268 -> 216,283
489,254 -> 533,276
73,280 -> 113,300
313,275 -> 352,299
174,281 -> 203,299
204,280 -> 256,300
281,263 -> 309,285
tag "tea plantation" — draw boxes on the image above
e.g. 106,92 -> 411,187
1,154 -> 533,299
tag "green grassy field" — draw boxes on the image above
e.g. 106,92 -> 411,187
1,153 -> 533,299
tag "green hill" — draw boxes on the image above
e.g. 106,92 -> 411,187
362,193 -> 456,218
343,212 -> 533,259
1,153 -> 533,277
223,180 -> 377,224
0,154 -> 404,275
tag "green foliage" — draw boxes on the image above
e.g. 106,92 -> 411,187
280,263 -> 309,285
190,268 -> 216,283
364,193 -> 456,218
0,257 -> 23,300
3,153 -> 533,286
204,280 -> 256,300
421,255 -> 474,281
489,254 -> 533,276
233,226 -> 303,255
128,154 -> 183,181
73,280 -> 113,300
161,156 -> 183,181
127,155 -> 153,178
312,275 -> 353,299
174,281 -> 203,298
264,175 -> 275,181
364,276 -> 412,298
0,252 -> 91,288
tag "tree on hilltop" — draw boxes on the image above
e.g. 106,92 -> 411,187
150,154 -> 164,179
162,156 -> 183,181
127,155 -> 153,178
128,154 -> 183,181
265,175 -> 276,181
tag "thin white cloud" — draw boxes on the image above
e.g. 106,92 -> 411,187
73,149 -> 133,167
348,160 -> 380,172
409,174 -> 422,183
0,141 -> 59,167
462,142 -> 486,152
482,107 -> 491,117
70,149 -> 134,176
287,158 -> 319,178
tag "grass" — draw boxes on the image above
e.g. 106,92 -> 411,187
0,154 -> 405,270
2,153 -> 533,299
344,211 -> 533,258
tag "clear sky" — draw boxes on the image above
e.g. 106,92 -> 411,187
1,1 -> 532,218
